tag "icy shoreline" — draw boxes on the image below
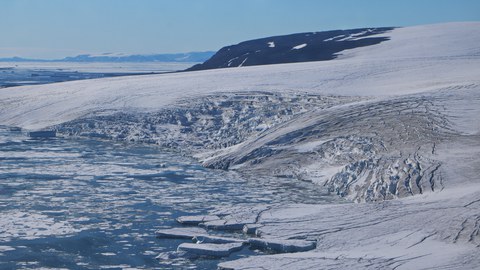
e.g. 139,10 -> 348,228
1,22 -> 479,269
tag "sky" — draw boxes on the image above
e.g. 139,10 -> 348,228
0,0 -> 479,59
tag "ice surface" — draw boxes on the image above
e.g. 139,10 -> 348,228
248,238 -> 316,253
0,246 -> 15,252
193,235 -> 245,244
201,219 -> 247,231
218,189 -> 480,269
177,242 -> 244,258
242,224 -> 263,235
176,215 -> 220,225
1,24 -> 479,130
0,211 -> 80,241
155,227 -> 207,239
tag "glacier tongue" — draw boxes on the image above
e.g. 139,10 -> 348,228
52,85 -> 479,202
47,79 -> 480,269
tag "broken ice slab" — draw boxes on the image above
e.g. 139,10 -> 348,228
248,238 -> 316,253
193,235 -> 246,244
155,250 -> 187,260
28,130 -> 56,138
200,219 -> 246,231
155,227 -> 207,239
243,224 -> 263,235
177,242 -> 245,258
176,215 -> 220,225
156,250 -> 204,260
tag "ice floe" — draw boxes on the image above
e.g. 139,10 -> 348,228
248,238 -> 316,253
155,227 -> 207,239
177,242 -> 245,258
175,215 -> 220,225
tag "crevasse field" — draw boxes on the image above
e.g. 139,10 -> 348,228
0,22 -> 479,269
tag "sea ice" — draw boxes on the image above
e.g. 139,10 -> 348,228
155,227 -> 207,239
193,235 -> 245,244
200,219 -> 247,231
242,224 -> 263,235
176,215 -> 220,225
248,238 -> 316,253
177,242 -> 245,258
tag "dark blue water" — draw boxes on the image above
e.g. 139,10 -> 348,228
0,66 -> 148,88
0,127 -> 332,269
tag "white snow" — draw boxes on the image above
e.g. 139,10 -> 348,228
1,24 -> 479,131
340,22 -> 480,60
333,29 -> 374,42
294,139 -> 328,152
323,34 -> 345,41
218,185 -> 480,269
238,57 -> 248,67
292,43 -> 307,50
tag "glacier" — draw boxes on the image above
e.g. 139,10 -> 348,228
0,22 -> 480,269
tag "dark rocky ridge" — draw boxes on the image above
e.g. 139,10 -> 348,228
187,27 -> 394,71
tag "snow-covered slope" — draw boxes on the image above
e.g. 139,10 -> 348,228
1,23 -> 479,130
340,22 -> 480,60
1,22 -> 480,269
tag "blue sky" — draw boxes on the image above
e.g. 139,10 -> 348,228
1,0 -> 479,59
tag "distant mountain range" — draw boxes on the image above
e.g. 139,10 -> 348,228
0,51 -> 215,63
1,27 -> 395,69
187,27 -> 394,71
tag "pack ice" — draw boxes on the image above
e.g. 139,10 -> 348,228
1,22 -> 480,269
